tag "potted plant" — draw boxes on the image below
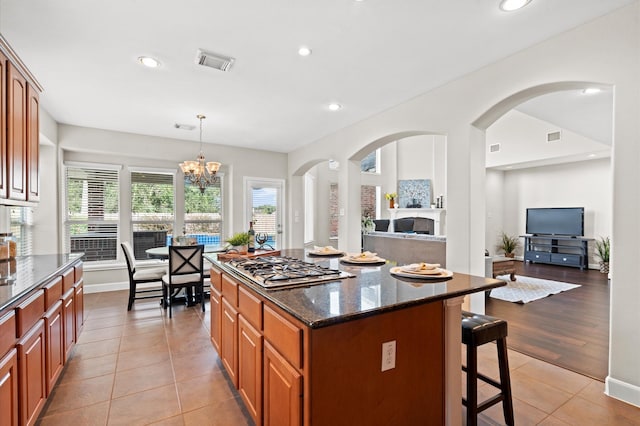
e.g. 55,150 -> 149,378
594,236 -> 610,273
226,232 -> 251,253
361,216 -> 375,234
385,192 -> 397,209
497,232 -> 520,258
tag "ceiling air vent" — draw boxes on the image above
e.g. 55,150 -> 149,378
196,49 -> 235,72
489,143 -> 501,153
547,130 -> 562,142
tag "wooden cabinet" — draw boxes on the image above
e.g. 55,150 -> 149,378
6,62 -> 27,202
263,341 -> 301,426
74,280 -> 84,340
523,235 -> 592,270
26,84 -> 39,202
16,319 -> 46,426
0,36 -> 41,205
43,301 -> 64,396
221,297 -> 238,388
238,315 -> 263,424
0,348 -> 19,426
210,287 -> 222,354
62,289 -> 75,361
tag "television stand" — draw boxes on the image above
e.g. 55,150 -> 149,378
522,235 -> 593,270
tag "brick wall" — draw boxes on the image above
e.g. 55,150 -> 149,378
361,185 -> 376,219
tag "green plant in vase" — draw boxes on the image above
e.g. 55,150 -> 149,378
226,232 -> 251,253
594,236 -> 610,274
497,232 -> 520,258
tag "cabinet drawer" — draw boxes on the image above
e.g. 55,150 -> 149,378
16,290 -> 45,338
0,310 -> 16,354
62,268 -> 74,293
551,253 -> 581,266
43,277 -> 62,311
221,275 -> 239,307
525,251 -> 550,262
210,266 -> 222,292
238,286 -> 262,330
263,305 -> 302,369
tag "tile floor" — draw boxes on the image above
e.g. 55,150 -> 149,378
36,290 -> 640,425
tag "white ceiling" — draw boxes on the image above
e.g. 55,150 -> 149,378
0,0 -> 631,153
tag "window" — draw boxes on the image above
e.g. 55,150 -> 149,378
64,163 -> 120,262
360,149 -> 380,173
10,207 -> 34,256
131,170 -> 175,259
361,185 -> 376,219
183,179 -> 223,245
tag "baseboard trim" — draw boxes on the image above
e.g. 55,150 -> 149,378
605,375 -> 640,408
84,281 -> 161,294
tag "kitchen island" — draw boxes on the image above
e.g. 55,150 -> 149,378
0,254 -> 84,426
207,249 -> 504,426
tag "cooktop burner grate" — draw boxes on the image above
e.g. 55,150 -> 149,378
226,256 -> 352,289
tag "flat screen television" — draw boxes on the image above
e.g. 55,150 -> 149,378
526,207 -> 584,237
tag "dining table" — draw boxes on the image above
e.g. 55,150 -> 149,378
145,244 -> 227,259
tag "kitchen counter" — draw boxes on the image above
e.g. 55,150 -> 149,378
207,248 -> 505,425
207,248 -> 503,328
208,248 -> 505,425
0,253 -> 84,313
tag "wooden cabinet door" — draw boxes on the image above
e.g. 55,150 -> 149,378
74,280 -> 84,340
263,341 -> 301,426
26,83 -> 39,202
62,289 -> 75,362
210,287 -> 222,355
221,297 -> 238,388
238,315 -> 263,425
44,301 -> 64,396
7,62 -> 27,201
0,348 -> 19,426
0,51 -> 7,199
17,319 -> 46,426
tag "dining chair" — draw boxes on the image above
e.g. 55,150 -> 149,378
162,244 -> 205,318
121,242 -> 167,310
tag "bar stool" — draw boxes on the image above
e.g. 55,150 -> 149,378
461,311 -> 514,426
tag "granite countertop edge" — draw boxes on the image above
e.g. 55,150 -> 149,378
209,252 -> 505,329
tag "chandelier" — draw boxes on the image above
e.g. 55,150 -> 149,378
179,114 -> 221,194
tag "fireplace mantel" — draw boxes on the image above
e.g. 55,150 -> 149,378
388,208 -> 446,236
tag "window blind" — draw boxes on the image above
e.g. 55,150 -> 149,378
131,171 -> 175,259
64,164 -> 120,262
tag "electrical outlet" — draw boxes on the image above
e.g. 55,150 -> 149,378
381,340 -> 396,372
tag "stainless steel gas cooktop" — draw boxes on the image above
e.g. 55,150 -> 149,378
225,256 -> 353,290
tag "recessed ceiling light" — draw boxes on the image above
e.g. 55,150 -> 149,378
138,56 -> 160,68
328,103 -> 342,111
298,46 -> 312,57
582,88 -> 602,95
499,0 -> 531,11
588,153 -> 597,158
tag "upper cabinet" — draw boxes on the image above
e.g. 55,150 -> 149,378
0,35 -> 42,205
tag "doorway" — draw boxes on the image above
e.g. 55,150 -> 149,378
245,178 -> 284,250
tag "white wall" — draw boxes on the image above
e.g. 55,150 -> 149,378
41,124 -> 287,288
485,158 -> 612,264
287,3 -> 640,406
396,135 -> 446,207
486,109 -> 610,168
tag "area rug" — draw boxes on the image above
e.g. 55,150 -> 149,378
490,275 -> 581,304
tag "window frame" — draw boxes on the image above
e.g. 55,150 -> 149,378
63,161 -> 122,264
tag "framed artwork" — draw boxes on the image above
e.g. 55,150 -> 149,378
398,179 -> 431,208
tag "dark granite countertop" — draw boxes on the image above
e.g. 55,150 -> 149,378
208,249 -> 505,329
0,253 -> 84,313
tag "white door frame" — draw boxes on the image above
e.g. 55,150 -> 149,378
243,177 -> 286,249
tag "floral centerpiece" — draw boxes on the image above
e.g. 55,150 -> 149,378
384,192 -> 397,208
